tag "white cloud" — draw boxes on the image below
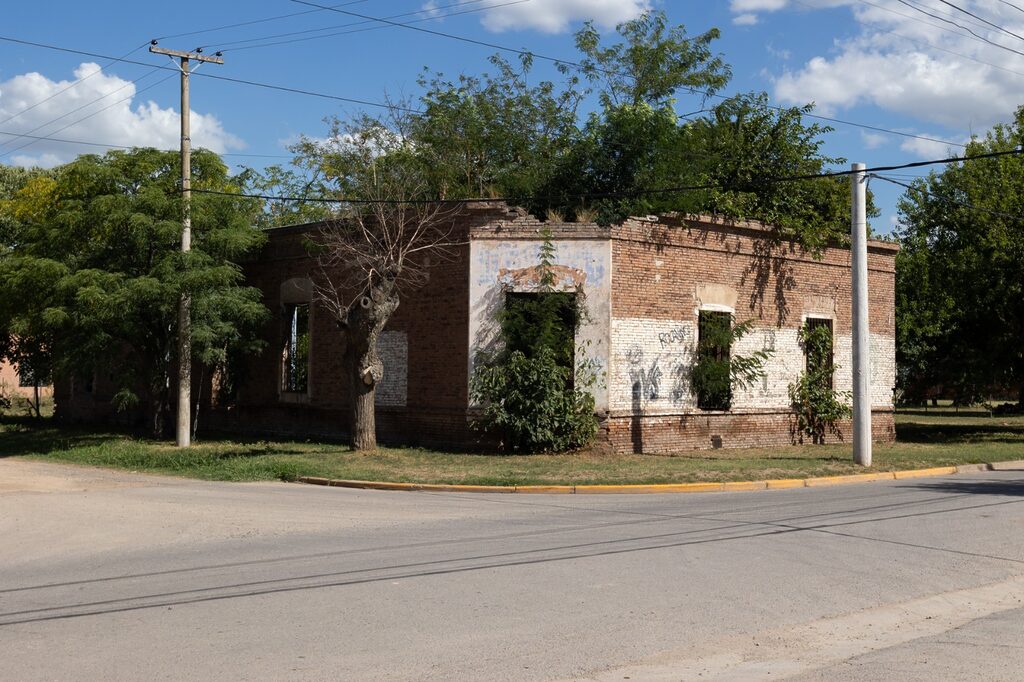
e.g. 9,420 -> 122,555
736,1 -> 1024,136
0,63 -> 243,168
730,0 -> 790,13
899,134 -> 965,159
861,131 -> 887,149
476,0 -> 650,33
733,13 -> 759,26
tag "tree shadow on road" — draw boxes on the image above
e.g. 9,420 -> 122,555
902,478 -> 1024,497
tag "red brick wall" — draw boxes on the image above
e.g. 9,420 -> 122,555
607,215 -> 898,454
610,216 -> 897,336
606,410 -> 896,454
204,205 -> 515,447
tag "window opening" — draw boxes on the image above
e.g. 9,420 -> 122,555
282,303 -> 310,393
17,366 -> 35,388
696,310 -> 733,410
804,317 -> 834,389
503,291 -> 577,372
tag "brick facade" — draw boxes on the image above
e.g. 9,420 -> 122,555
604,215 -> 898,453
56,205 -> 900,454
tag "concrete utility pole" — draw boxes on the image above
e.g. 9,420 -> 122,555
149,42 -> 224,448
851,163 -> 872,466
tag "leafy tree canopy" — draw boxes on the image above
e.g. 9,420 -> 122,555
249,10 -> 868,248
0,148 -> 268,434
895,107 -> 1024,405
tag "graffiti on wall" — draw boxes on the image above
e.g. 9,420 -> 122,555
618,324 -> 697,411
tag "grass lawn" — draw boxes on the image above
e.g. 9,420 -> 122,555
1,405 -> 1022,486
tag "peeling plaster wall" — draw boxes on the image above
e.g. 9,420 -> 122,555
376,331 -> 408,407
610,318 -> 895,414
468,238 -> 613,411
834,334 -> 897,408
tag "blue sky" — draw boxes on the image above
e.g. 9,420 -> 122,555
3,0 -> 1022,233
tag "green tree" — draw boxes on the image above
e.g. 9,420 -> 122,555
788,322 -> 851,443
686,93 -> 864,250
0,148 -> 268,436
237,162 -> 334,229
278,10 -> 865,251
896,108 -> 1024,405
411,55 -> 583,204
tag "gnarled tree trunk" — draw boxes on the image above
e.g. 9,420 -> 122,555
343,283 -> 399,451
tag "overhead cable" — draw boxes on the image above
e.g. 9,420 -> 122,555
0,34 -> 422,113
188,148 -> 1024,205
0,29 -> 967,148
873,173 -> 1024,221
152,0 -> 373,42
0,128 -> 292,159
209,0 -> 524,52
290,0 -> 967,149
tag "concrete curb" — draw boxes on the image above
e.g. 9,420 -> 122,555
296,460 -> 1024,495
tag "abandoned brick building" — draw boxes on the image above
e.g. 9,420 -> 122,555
212,203 -> 899,453
56,203 -> 898,453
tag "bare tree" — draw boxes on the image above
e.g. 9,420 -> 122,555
308,118 -> 464,450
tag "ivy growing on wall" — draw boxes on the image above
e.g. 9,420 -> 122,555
689,314 -> 772,411
788,321 -> 852,443
470,228 -> 600,453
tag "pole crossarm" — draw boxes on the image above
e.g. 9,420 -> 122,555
148,45 -> 224,64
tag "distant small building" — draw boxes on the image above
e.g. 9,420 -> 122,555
0,358 -> 52,402
57,204 -> 899,453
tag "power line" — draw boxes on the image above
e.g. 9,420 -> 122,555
0,28 -> 967,150
888,0 -> 1024,58
0,66 -> 163,153
153,0 -> 373,42
220,0 -> 531,54
0,72 -> 176,159
0,34 -> 422,114
864,15 -> 1024,80
934,0 -> 1024,45
873,173 -> 1024,221
205,0 -> 508,51
847,0 -> 1014,57
290,0 -> 584,70
291,0 -> 968,149
0,128 -> 292,158
0,42 -> 151,128
189,148 -> 1024,205
997,0 -> 1024,16
798,0 -> 1024,81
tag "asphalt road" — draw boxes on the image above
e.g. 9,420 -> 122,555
2,459 -> 1023,681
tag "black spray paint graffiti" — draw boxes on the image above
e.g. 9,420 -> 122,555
658,327 -> 690,348
626,341 -> 694,407
626,345 -> 661,402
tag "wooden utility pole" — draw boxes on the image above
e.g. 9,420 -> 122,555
149,42 -> 224,448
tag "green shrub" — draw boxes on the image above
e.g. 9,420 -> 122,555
470,228 -> 599,453
0,380 -> 11,414
472,346 -> 598,453
788,323 -> 852,443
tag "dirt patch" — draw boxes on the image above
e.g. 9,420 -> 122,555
0,459 -> 178,494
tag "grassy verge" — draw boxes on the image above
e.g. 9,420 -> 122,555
2,407 -> 1022,486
